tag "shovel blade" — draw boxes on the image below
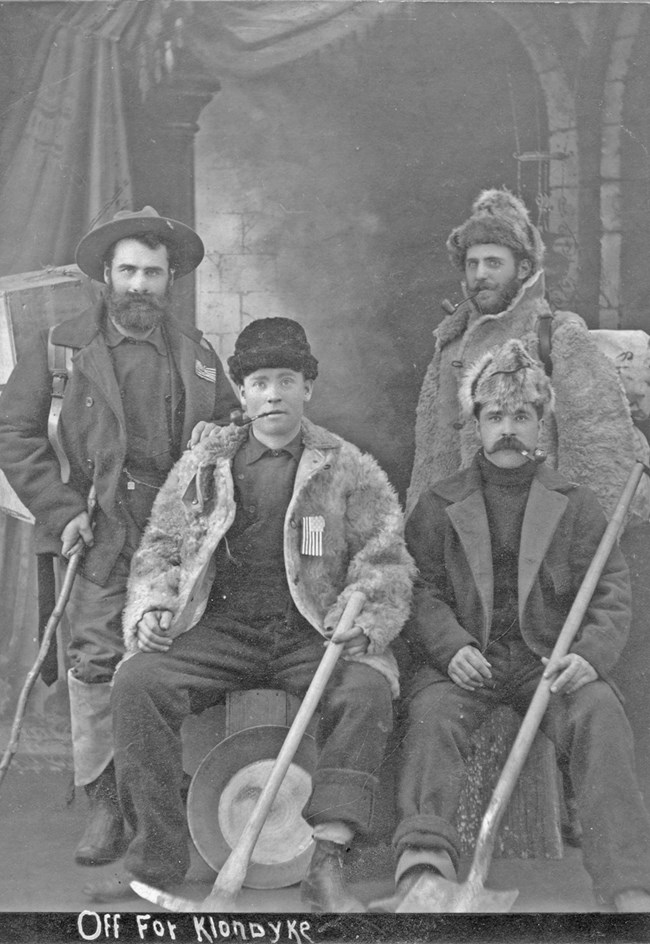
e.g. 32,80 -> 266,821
397,873 -> 519,914
130,880 -> 202,913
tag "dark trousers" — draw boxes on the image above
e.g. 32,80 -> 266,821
395,658 -> 650,904
112,612 -> 393,885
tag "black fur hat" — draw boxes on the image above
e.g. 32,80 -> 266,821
228,317 -> 319,386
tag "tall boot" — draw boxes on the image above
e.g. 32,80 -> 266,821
300,840 -> 366,913
75,761 -> 126,866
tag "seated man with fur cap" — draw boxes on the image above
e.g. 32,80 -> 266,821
375,339 -> 650,913
408,188 -> 643,524
84,317 -> 415,911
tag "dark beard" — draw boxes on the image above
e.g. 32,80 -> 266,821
474,275 -> 523,315
105,285 -> 171,332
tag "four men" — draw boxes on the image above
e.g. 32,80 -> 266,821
0,208 -> 238,865
2,192 -> 650,913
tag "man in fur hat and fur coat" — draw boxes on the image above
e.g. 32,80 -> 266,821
407,188 -> 643,523
0,208 -> 238,867
373,339 -> 650,913
84,317 -> 415,910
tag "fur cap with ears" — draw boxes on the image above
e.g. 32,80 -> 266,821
447,188 -> 545,273
459,338 -> 555,419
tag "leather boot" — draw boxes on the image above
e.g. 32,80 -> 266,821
75,763 -> 126,866
300,840 -> 366,913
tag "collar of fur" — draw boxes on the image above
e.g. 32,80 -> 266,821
435,268 -> 546,351
190,416 -> 343,467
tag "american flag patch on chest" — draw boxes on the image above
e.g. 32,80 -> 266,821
195,360 -> 216,383
301,516 -> 325,556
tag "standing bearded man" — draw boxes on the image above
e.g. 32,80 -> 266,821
408,188 -> 643,522
0,207 -> 239,866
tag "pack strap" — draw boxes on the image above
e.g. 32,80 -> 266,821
537,312 -> 553,377
47,326 -> 74,484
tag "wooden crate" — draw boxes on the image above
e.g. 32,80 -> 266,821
0,264 -> 99,521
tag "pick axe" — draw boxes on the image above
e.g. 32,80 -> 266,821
132,589 -> 367,912
397,460 -> 647,913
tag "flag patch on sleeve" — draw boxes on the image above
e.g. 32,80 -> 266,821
195,360 -> 216,383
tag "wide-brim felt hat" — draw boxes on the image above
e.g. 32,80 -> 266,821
187,725 -> 317,889
75,206 -> 204,282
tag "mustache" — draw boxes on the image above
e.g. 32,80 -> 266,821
487,435 -> 527,453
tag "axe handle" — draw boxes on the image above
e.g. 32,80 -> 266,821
468,460 -> 646,886
202,589 -> 367,907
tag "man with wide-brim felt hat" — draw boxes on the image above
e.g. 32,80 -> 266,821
0,206 -> 239,867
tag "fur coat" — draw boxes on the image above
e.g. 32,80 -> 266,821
407,270 -> 643,522
122,418 -> 416,696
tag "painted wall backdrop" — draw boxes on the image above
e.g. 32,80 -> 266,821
0,1 -> 649,801
194,4 -> 546,498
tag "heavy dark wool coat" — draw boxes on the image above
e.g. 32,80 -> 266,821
0,300 -> 238,584
407,271 -> 641,521
122,418 -> 416,696
405,456 -> 631,696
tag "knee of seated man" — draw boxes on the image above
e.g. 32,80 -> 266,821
334,662 -> 393,716
569,678 -> 626,725
112,651 -> 158,700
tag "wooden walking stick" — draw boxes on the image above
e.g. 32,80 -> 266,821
397,461 -> 647,913
132,589 -> 367,912
0,485 -> 97,788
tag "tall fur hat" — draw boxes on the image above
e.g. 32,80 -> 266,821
228,317 -> 319,386
446,188 -> 545,273
459,338 -> 555,419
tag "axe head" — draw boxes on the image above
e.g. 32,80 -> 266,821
130,880 -> 202,912
396,873 -> 519,913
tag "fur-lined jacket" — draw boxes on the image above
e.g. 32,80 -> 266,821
122,418 -> 416,696
407,270 -> 645,521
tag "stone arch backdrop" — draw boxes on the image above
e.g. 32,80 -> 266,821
193,2 -> 548,496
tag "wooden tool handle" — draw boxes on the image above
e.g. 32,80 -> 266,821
203,589 -> 367,907
469,461 -> 646,885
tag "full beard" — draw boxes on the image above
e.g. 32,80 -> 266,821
473,276 -> 523,315
105,285 -> 171,332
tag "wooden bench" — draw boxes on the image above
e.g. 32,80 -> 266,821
456,705 -> 563,859
182,691 -> 564,888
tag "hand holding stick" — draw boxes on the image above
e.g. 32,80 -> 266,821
0,485 -> 97,788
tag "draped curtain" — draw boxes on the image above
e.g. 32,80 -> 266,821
0,0 -> 389,724
0,1 -> 388,277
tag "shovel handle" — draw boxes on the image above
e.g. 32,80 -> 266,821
203,589 -> 367,907
468,461 -> 646,886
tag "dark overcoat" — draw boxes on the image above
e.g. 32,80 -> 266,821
404,455 -> 631,696
0,299 -> 238,584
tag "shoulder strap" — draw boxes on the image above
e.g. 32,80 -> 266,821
47,326 -> 74,484
537,312 -> 553,377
